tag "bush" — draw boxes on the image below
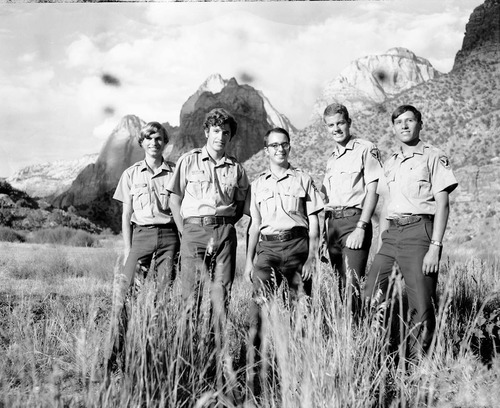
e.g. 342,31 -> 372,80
29,227 -> 100,247
0,227 -> 25,243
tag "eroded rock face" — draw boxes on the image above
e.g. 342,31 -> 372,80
7,154 -> 98,198
51,76 -> 295,231
169,76 -> 294,163
453,0 -> 500,71
52,115 -> 145,209
313,47 -> 439,119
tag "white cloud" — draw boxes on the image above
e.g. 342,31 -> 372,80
66,35 -> 100,68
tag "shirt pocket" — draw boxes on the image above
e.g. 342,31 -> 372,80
187,171 -> 211,199
255,188 -> 275,214
131,186 -> 150,211
220,172 -> 238,200
282,184 -> 306,214
406,163 -> 431,198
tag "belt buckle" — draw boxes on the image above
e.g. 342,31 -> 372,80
203,216 -> 214,226
277,231 -> 290,241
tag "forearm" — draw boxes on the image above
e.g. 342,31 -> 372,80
307,214 -> 320,258
246,221 -> 260,265
169,194 -> 183,234
359,182 -> 379,224
431,191 -> 450,243
121,204 -> 133,252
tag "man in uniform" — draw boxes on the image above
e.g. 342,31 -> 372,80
364,105 -> 458,361
167,108 -> 249,322
109,121 -> 180,370
321,103 -> 382,311
245,127 -> 323,395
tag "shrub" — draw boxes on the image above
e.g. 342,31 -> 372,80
0,227 -> 25,243
28,227 -> 100,247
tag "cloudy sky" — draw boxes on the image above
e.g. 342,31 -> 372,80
0,0 -> 483,177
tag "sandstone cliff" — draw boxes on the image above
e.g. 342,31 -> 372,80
453,0 -> 500,70
7,154 -> 98,198
314,47 -> 440,118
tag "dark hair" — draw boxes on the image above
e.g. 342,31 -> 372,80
263,127 -> 290,147
203,108 -> 238,138
391,105 -> 422,124
138,122 -> 168,147
323,103 -> 351,123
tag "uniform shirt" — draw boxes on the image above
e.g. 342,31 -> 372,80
249,165 -> 324,235
321,137 -> 382,210
167,146 -> 249,218
379,140 -> 458,217
113,160 -> 175,225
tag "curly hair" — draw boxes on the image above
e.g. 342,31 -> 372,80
203,108 -> 238,138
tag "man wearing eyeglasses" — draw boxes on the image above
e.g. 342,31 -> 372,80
245,127 -> 323,394
321,103 -> 382,314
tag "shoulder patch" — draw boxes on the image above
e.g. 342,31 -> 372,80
439,155 -> 451,168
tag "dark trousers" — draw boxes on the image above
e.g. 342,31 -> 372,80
364,218 -> 438,360
180,223 -> 237,319
248,235 -> 310,396
108,224 -> 180,371
327,213 -> 372,303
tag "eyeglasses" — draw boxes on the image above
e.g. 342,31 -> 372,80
266,142 -> 290,150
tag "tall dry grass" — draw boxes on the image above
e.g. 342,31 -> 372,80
0,238 -> 499,407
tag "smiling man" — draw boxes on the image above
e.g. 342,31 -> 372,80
364,104 -> 458,361
321,103 -> 382,314
245,127 -> 323,396
108,121 -> 179,371
168,108 -> 249,321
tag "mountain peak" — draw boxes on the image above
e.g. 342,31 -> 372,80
314,48 -> 439,120
199,73 -> 228,94
453,0 -> 500,70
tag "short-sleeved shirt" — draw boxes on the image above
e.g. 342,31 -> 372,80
321,137 -> 382,210
167,146 -> 249,218
379,141 -> 458,217
113,160 -> 175,225
249,165 -> 324,235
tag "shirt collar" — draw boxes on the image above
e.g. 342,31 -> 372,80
201,145 -> 233,165
139,159 -> 172,173
263,164 -> 295,180
394,139 -> 424,158
333,137 -> 355,157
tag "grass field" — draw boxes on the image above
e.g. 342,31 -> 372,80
0,230 -> 499,407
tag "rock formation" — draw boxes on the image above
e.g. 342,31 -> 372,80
7,154 -> 98,198
313,47 -> 440,118
453,0 -> 500,70
51,75 -> 295,231
168,75 -> 294,163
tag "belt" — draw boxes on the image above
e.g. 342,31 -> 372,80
260,227 -> 308,242
135,223 -> 176,229
183,216 -> 234,227
389,214 -> 434,226
325,207 -> 362,219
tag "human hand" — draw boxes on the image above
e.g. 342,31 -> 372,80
345,228 -> 365,250
422,245 -> 441,275
302,257 -> 315,281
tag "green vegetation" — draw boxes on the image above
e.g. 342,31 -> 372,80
0,226 -> 101,247
0,237 -> 499,407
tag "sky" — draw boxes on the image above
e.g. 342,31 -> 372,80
0,0 -> 484,178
